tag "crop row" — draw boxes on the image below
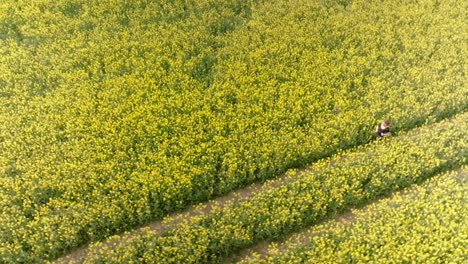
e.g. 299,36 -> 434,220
1,0 -> 466,262
80,112 -> 467,263
242,167 -> 467,263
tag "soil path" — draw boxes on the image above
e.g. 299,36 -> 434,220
227,168 -> 466,263
53,162 -> 405,264
53,166 -> 312,263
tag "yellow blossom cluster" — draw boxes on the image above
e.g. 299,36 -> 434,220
246,167 -> 467,264
0,0 -> 466,262
82,112 -> 467,263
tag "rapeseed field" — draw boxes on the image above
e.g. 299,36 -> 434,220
0,0 -> 466,262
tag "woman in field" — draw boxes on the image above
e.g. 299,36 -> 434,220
374,119 -> 391,139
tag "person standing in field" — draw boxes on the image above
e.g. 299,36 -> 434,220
375,119 -> 391,139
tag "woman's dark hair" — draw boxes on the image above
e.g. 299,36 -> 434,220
383,119 -> 391,126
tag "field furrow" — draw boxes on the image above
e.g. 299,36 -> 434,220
53,165 -> 305,263
237,167 -> 467,263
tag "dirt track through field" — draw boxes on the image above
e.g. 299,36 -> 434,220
227,168 -> 467,263
53,166 -> 311,263
53,160 -> 423,263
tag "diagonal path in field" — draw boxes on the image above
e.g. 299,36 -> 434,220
223,184 -> 407,263
53,165 -> 314,263
230,168 -> 467,263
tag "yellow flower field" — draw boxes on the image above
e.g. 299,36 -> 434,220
0,0 -> 466,262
